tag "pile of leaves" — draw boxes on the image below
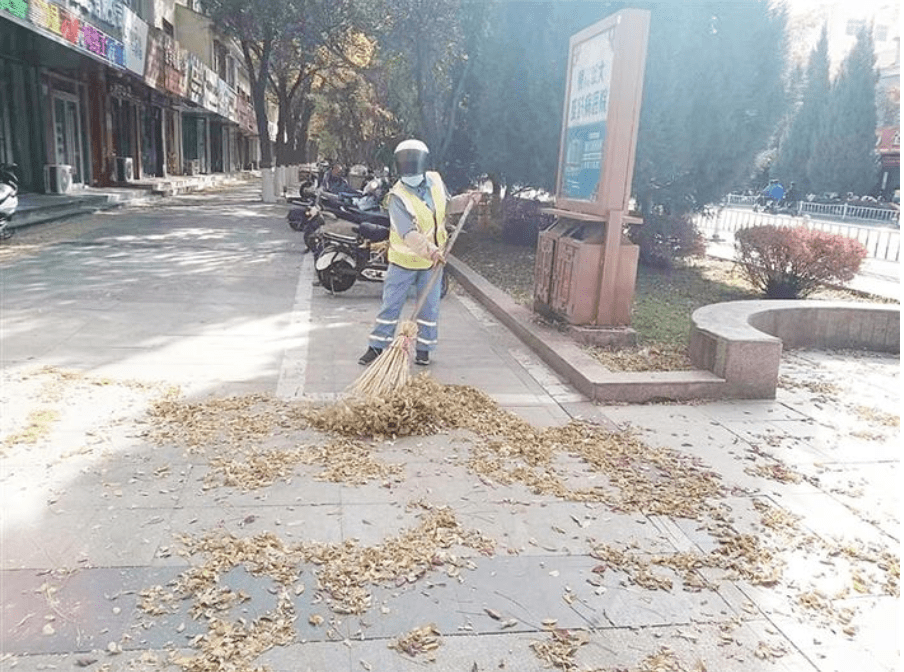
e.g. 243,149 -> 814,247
138,375 -> 898,671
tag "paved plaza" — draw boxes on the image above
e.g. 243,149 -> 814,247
0,186 -> 899,671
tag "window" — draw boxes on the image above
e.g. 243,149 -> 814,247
846,19 -> 866,36
875,25 -> 888,42
214,40 -> 228,81
162,19 -> 174,37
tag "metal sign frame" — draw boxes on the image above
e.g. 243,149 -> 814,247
554,9 -> 650,218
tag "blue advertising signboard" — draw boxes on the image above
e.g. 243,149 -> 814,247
554,10 -> 650,218
562,28 -> 613,201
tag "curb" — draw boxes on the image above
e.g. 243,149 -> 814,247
447,256 -> 725,404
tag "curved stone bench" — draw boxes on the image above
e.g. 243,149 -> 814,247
689,300 -> 901,399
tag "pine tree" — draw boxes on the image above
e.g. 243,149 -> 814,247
775,26 -> 830,194
808,26 -> 879,195
633,1 -> 789,214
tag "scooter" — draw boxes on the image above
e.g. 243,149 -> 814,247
0,163 -> 19,240
314,220 -> 391,293
314,219 -> 451,296
287,179 -> 390,251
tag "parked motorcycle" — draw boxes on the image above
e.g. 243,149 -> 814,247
314,220 -> 391,293
0,163 -> 19,241
314,218 -> 451,297
287,177 -> 390,252
287,199 -> 327,252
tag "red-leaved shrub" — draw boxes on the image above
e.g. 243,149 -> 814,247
734,225 -> 867,299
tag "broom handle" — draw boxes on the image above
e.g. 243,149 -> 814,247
408,197 -> 476,321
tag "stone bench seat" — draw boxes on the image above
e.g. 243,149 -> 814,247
689,300 -> 900,398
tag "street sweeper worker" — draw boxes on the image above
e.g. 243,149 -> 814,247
358,139 -> 480,367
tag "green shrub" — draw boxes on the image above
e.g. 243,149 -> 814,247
626,212 -> 705,268
734,225 -> 867,299
501,195 -> 555,247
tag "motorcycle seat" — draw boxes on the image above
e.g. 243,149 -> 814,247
355,221 -> 390,242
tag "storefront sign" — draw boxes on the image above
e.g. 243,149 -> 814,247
121,5 -> 147,76
66,0 -> 124,31
144,28 -> 165,91
187,53 -> 204,105
555,9 -> 650,216
237,92 -> 256,135
217,79 -> 237,121
162,34 -> 182,95
178,48 -> 190,99
1,0 -> 28,20
203,66 -> 218,112
28,0 -> 125,68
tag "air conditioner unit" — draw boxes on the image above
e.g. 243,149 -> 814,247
115,156 -> 134,183
44,164 -> 73,194
184,159 -> 200,176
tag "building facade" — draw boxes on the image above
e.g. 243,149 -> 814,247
1,0 -> 259,193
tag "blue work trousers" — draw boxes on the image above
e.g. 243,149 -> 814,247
368,263 -> 443,353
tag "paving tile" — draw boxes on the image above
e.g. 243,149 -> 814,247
1,510 -> 97,570
573,620 -> 818,671
1,566 -> 179,655
342,631 -> 542,672
455,554 -> 612,631
767,595 -> 899,672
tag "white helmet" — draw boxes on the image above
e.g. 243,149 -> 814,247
394,139 -> 429,182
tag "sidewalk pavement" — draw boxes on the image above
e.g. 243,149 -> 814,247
9,172 -> 258,231
0,185 -> 899,671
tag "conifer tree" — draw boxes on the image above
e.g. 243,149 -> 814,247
807,26 -> 878,195
773,26 -> 830,193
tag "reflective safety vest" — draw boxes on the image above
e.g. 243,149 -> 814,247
388,171 -> 448,269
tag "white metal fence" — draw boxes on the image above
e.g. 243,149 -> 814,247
723,194 -> 900,226
694,208 -> 901,262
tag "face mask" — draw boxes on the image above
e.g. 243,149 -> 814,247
401,174 -> 425,188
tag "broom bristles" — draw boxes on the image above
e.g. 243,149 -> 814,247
347,320 -> 417,398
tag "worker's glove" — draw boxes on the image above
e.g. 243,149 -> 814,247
404,230 -> 442,263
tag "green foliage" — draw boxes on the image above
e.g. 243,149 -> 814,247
634,1 -> 789,215
500,195 -> 555,247
773,26 -> 830,193
777,25 -> 880,196
467,2 -> 614,191
626,212 -> 705,269
808,27 -> 879,195
370,0 -> 485,170
735,225 -> 867,299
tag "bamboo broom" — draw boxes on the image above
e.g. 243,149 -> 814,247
347,199 -> 476,399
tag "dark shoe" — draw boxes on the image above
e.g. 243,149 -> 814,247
415,350 -> 430,366
358,346 -> 382,365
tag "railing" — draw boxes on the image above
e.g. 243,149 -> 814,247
798,201 -> 900,225
723,194 -> 899,225
694,208 -> 901,262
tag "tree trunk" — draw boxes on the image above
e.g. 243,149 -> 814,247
253,84 -> 273,169
242,38 -> 273,169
